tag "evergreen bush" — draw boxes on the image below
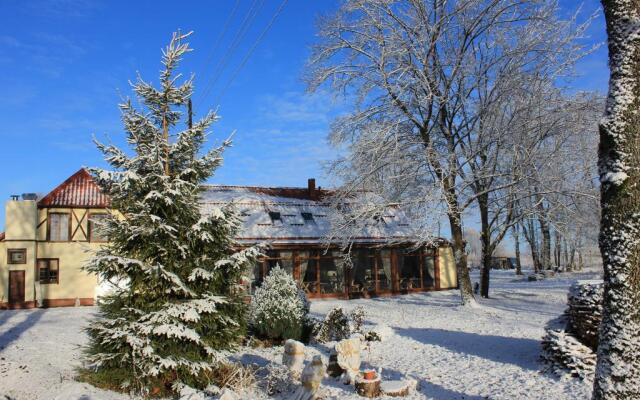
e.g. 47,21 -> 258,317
250,265 -> 309,341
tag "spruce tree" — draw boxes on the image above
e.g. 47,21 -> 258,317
83,31 -> 261,395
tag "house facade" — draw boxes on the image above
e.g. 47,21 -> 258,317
201,183 -> 458,299
0,169 -> 110,309
0,169 -> 458,309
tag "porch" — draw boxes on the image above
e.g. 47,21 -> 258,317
250,245 -> 450,299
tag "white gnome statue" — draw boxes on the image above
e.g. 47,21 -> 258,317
283,339 -> 306,379
335,337 -> 361,384
289,355 -> 326,400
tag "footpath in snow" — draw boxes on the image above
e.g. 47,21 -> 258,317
0,268 -> 601,399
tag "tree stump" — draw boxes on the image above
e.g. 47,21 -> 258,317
381,380 -> 412,397
355,374 -> 381,398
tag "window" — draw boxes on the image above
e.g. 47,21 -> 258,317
301,212 -> 314,222
268,211 -> 281,223
7,249 -> 26,264
423,255 -> 436,288
37,259 -> 59,284
49,213 -> 69,241
398,249 -> 422,290
89,214 -> 109,242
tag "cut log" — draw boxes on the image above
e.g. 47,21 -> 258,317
381,380 -> 412,397
355,374 -> 381,398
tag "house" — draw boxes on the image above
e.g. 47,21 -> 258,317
201,182 -> 458,298
0,169 -> 109,309
0,169 -> 458,309
490,257 -> 517,270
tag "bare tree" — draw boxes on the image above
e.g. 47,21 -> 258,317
593,1 -> 640,398
308,0 -> 591,305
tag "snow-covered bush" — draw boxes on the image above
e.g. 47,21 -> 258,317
258,363 -> 295,396
365,324 -> 394,342
313,307 -> 351,343
349,306 -> 366,334
250,265 -> 309,341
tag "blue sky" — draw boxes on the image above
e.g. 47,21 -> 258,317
0,0 -> 608,231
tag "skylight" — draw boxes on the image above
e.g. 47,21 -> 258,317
301,212 -> 314,222
268,211 -> 282,223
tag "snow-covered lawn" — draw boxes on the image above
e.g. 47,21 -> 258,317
0,268 -> 600,399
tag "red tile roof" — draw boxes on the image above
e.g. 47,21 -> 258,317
38,168 -> 110,208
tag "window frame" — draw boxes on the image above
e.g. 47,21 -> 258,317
37,258 -> 60,284
7,248 -> 27,265
88,212 -> 109,243
47,212 -> 71,242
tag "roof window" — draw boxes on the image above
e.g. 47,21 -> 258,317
268,211 -> 282,223
301,212 -> 314,222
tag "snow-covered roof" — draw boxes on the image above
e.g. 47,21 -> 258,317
200,185 -> 418,245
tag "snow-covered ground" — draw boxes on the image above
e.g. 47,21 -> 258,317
0,268 -> 601,399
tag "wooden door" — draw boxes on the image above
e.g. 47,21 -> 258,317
9,271 -> 25,305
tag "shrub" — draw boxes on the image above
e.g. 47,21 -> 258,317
313,307 -> 352,343
250,265 -> 309,341
350,306 -> 366,334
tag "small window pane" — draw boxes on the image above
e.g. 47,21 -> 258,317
37,259 -> 59,284
89,214 -> 109,242
8,249 -> 26,264
49,214 -> 69,241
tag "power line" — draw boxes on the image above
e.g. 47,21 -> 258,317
199,0 -> 266,103
214,0 -> 289,104
200,0 -> 241,75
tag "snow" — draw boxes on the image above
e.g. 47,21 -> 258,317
0,268 -> 602,399
199,186 -> 418,244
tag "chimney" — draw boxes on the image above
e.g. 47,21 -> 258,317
308,178 -> 316,200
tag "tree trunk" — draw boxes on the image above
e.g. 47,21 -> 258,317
478,193 -> 492,298
513,224 -> 523,275
449,213 -> 475,306
593,1 -> 640,399
539,214 -> 552,270
568,243 -> 576,272
523,219 -> 541,272
554,229 -> 561,269
563,237 -> 570,271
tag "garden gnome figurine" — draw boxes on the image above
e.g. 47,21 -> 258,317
335,337 -> 361,384
283,339 -> 306,379
289,355 -> 326,400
